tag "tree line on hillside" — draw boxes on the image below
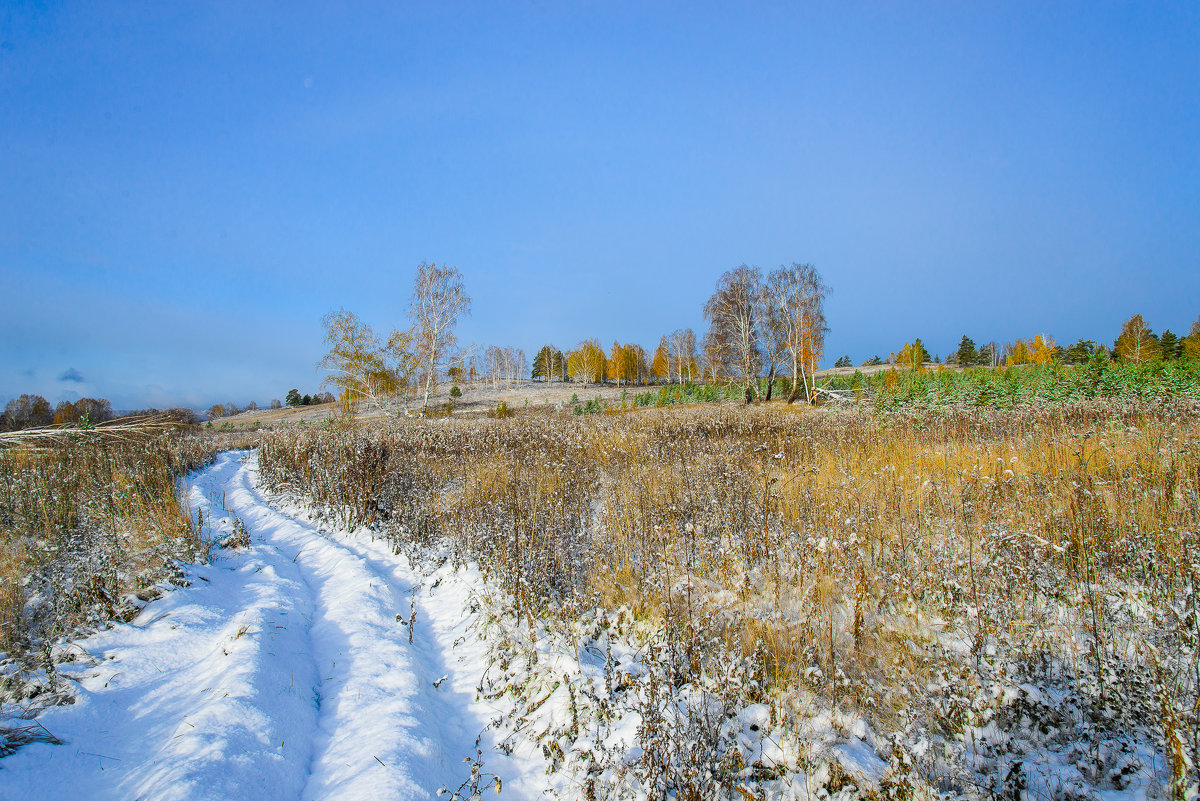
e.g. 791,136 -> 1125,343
527,263 -> 829,405
319,262 -> 829,412
18,269 -> 1186,430
205,389 -> 339,421
0,395 -> 203,432
0,388 -> 350,431
825,314 -> 1200,373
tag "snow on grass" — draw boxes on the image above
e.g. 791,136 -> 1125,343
1,450 -> 548,800
5,418 -> 1189,800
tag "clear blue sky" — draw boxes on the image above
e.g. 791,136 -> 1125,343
2,1 -> 1197,408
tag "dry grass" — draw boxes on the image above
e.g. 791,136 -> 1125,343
252,401 -> 1200,793
0,414 -> 184,449
0,428 -> 258,680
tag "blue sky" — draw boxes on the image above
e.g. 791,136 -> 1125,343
2,1 -> 1197,408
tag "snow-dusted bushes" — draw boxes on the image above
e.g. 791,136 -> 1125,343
0,430 -> 254,703
258,400 -> 1200,798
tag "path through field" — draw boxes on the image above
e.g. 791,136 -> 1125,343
3,451 -> 542,801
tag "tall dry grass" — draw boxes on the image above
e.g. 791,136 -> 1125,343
0,428 -> 258,698
257,401 -> 1200,795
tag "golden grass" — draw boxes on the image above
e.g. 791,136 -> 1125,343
257,400 -> 1200,788
0,430 -> 257,658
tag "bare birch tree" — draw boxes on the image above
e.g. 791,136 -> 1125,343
409,263 -> 471,410
763,264 -> 828,403
668,328 -> 697,384
703,266 -> 762,403
480,344 -> 527,388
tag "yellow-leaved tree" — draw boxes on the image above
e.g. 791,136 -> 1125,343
1029,334 -> 1057,365
567,339 -> 606,384
608,342 -> 628,387
608,342 -> 647,386
651,337 -> 670,382
1007,340 -> 1031,366
896,339 -> 930,371
1113,313 -> 1161,362
1183,317 -> 1200,362
319,308 -> 418,415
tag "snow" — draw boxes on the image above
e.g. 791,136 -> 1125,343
7,444 -> 1171,799
1,450 -> 546,800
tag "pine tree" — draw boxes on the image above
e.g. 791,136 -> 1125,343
1159,330 -> 1181,361
1060,339 -> 1097,364
955,336 -> 978,366
532,345 -> 565,381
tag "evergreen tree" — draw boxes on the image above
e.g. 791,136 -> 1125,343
955,336 -> 979,366
1060,339 -> 1097,364
1159,330 -> 1181,361
531,345 -> 566,381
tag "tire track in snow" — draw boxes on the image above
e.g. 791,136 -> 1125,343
4,451 -> 323,801
224,455 -> 490,800
3,451 -> 538,801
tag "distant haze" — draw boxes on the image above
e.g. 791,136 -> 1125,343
2,2 -> 1197,408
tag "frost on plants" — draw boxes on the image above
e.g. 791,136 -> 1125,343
0,431 -> 251,711
256,399 -> 1200,799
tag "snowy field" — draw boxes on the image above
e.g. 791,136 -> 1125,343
2,451 -> 546,800
3,398 -> 1196,800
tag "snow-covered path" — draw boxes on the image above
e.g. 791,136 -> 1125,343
3,450 -> 540,801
